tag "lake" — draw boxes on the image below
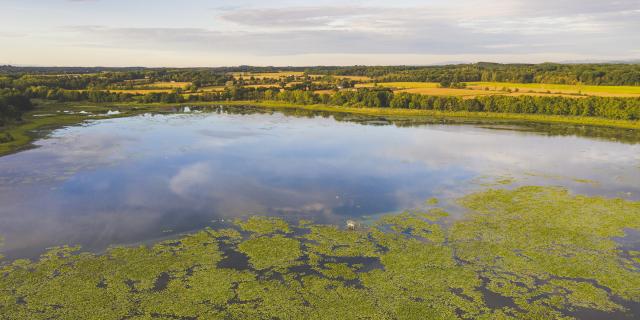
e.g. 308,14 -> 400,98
1,106 -> 639,259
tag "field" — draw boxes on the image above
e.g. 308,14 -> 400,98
72,78 -> 640,100
314,89 -> 336,95
467,82 -> 640,97
107,89 -> 174,94
230,72 -> 304,79
136,81 -> 191,89
356,82 -> 440,89
357,82 -> 510,98
356,81 -> 633,98
242,84 -> 281,89
243,82 -> 302,89
397,87 -> 499,98
199,86 -> 226,92
310,74 -> 372,81
100,81 -> 192,94
228,72 -> 371,82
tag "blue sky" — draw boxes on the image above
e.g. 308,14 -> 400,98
1,0 -> 639,66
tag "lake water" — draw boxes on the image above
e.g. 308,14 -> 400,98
1,106 -> 639,259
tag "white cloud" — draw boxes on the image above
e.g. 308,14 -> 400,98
1,0 -> 639,65
169,162 -> 212,197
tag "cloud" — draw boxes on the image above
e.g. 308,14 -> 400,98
219,6 -> 386,29
3,1 -> 640,65
51,1 -> 637,59
513,0 -> 640,16
169,162 -> 212,197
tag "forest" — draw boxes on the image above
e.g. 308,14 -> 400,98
3,62 -> 640,85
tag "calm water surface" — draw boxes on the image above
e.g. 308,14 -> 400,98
1,107 -> 639,259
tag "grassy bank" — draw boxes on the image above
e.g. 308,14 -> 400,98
2,99 -> 639,156
218,100 -> 640,130
0,101 -> 180,155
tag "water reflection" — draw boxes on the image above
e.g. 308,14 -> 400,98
0,107 -> 639,259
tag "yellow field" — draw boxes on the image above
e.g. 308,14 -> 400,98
466,82 -> 640,97
314,90 -> 336,95
356,82 -> 494,98
356,81 -> 638,98
135,81 -> 192,89
396,88 -> 498,98
230,72 -> 305,80
243,82 -> 307,89
199,86 -> 226,92
356,82 -> 439,89
241,84 -> 279,89
311,75 -> 372,81
107,89 -> 174,94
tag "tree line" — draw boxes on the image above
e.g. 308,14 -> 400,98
43,87 -> 640,121
3,84 -> 640,122
3,63 -> 640,87
263,89 -> 640,120
374,63 -> 640,86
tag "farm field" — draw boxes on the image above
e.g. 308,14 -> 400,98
356,82 -> 531,98
310,74 -> 372,81
227,72 -> 371,82
135,81 -> 192,89
356,82 -> 440,89
199,86 -> 226,92
313,89 -> 336,95
357,81 -> 637,98
466,82 -> 640,97
229,71 -> 304,79
68,79 -> 638,100
396,87 -> 499,98
106,89 -> 174,94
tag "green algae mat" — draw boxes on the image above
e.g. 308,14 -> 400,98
1,186 -> 639,319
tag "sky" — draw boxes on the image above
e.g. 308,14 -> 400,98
1,0 -> 639,67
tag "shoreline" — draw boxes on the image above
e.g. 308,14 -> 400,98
1,99 -> 639,156
215,100 -> 640,130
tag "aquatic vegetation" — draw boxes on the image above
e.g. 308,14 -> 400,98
235,216 -> 291,235
453,186 -> 640,317
237,235 -> 302,271
471,175 -> 517,187
425,197 -> 439,205
1,186 -> 639,319
572,178 -> 599,185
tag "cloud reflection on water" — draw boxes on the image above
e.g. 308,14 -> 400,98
0,112 -> 638,259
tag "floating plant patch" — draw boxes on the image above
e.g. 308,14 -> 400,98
0,186 -> 639,319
